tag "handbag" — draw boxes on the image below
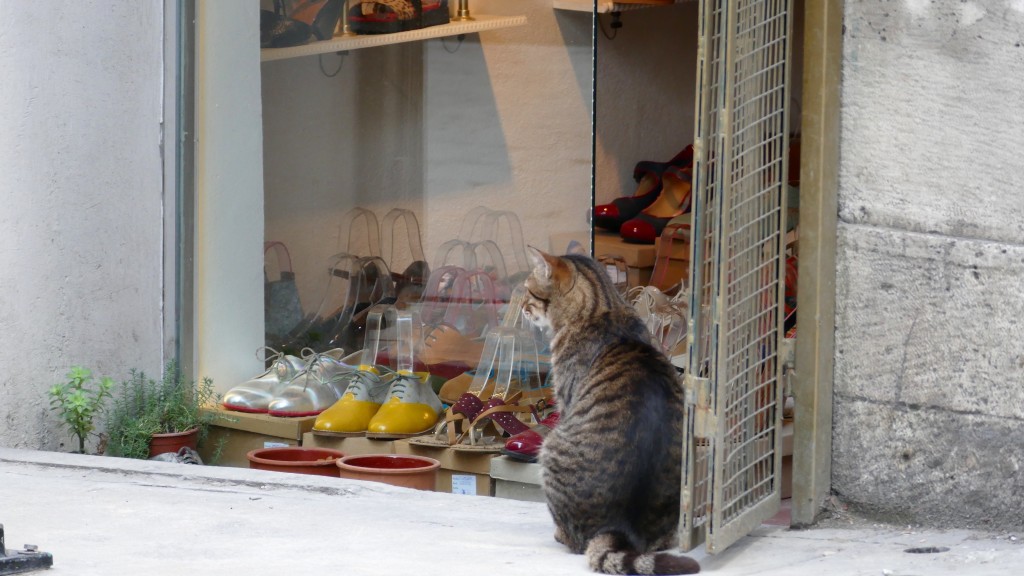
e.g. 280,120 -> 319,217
264,241 -> 304,340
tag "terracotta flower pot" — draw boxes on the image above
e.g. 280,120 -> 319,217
247,446 -> 345,477
148,428 -> 199,459
336,454 -> 440,491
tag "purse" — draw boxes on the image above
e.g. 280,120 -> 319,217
264,241 -> 304,340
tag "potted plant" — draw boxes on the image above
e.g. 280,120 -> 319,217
47,366 -> 114,454
105,361 -> 219,460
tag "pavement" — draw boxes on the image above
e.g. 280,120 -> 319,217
0,447 -> 1021,576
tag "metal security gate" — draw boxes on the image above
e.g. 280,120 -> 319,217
681,0 -> 794,554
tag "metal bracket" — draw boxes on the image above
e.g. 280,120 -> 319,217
780,337 -> 797,399
684,374 -> 716,437
0,525 -> 53,575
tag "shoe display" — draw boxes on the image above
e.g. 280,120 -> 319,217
325,256 -> 397,352
365,371 -> 442,439
619,164 -> 693,244
501,411 -> 560,463
222,349 -> 308,413
261,0 -> 345,48
267,348 -> 362,417
592,164 -> 663,232
593,145 -> 694,232
348,0 -> 450,35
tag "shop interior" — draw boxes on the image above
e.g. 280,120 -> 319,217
208,0 -> 804,548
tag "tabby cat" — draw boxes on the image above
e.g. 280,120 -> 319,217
522,247 -> 699,575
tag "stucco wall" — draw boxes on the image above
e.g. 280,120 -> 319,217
0,2 -> 167,451
834,0 -> 1024,528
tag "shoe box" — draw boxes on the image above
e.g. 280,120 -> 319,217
548,230 -> 655,286
550,230 -> 691,290
393,439 -> 497,497
302,432 -> 397,456
199,407 -> 317,467
489,456 -> 545,503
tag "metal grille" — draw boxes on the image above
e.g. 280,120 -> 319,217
682,0 -> 793,554
679,0 -> 726,551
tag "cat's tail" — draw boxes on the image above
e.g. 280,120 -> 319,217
586,532 -> 700,575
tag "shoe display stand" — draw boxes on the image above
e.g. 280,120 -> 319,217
198,408 -> 317,468
489,456 -> 545,503
261,15 -> 527,62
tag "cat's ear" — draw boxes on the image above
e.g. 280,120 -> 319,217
527,245 -> 552,280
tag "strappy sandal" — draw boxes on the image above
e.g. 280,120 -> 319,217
407,369 -> 497,448
454,387 -> 554,453
348,0 -> 450,35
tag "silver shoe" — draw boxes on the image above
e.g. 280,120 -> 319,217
267,348 -> 362,416
222,348 -> 307,413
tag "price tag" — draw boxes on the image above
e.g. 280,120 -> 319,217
451,474 -> 477,495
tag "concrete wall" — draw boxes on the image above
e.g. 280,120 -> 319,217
0,1 -> 167,451
833,0 -> 1024,528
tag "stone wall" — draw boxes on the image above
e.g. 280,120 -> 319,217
833,0 -> 1024,528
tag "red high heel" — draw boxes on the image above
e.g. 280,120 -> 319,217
501,410 -> 560,463
593,164 -> 663,232
619,165 -> 693,244
593,145 -> 694,232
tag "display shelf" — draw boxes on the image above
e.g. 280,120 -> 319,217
261,15 -> 527,62
553,0 -> 688,14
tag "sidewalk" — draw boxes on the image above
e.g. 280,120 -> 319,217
1,448 -> 1020,575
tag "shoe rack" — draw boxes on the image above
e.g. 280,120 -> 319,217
261,14 -> 527,62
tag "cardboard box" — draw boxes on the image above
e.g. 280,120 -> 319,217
198,408 -> 317,468
490,456 -> 545,503
302,432 -> 397,456
594,231 -> 656,268
394,439 -> 497,497
594,231 -> 655,287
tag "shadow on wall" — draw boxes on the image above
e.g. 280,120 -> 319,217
424,34 -> 511,197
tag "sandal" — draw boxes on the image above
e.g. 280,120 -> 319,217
408,369 -> 498,448
454,387 -> 553,453
348,0 -> 450,35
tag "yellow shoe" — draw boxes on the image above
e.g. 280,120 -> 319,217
313,366 -> 392,436
366,372 -> 442,439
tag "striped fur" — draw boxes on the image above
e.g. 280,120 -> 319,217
523,248 -> 699,575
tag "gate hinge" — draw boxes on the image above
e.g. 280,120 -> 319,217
684,374 -> 717,437
780,337 -> 796,399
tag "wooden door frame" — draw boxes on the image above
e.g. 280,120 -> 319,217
791,0 -> 842,527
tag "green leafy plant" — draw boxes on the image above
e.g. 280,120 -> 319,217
105,361 -> 220,460
48,366 -> 114,453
